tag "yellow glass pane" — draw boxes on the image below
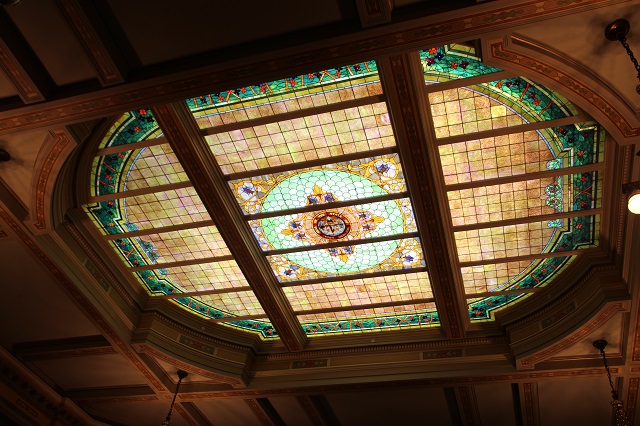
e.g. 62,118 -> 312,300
144,261 -> 249,293
447,177 -> 562,226
132,226 -> 230,264
207,102 -> 394,174
283,272 -> 432,311
123,188 -> 211,230
461,261 -> 533,293
454,221 -> 556,263
123,144 -> 188,191
439,130 -> 556,185
194,80 -> 383,129
429,87 -> 525,138
192,291 -> 265,316
297,304 -> 438,332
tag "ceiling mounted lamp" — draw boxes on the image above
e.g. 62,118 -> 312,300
593,339 -> 630,425
605,19 -> 640,95
162,370 -> 188,426
623,181 -> 640,214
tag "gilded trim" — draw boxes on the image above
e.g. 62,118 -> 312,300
28,129 -> 76,233
488,40 -> 640,142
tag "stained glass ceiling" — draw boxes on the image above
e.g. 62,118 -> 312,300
84,44 -> 603,339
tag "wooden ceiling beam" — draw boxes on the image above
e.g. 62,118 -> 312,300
11,335 -> 114,361
379,52 -> 467,339
0,0 -> 627,135
151,102 -> 307,352
296,395 -> 330,426
517,382 -> 541,426
246,398 -> 286,426
0,8 -> 53,104
53,0 -> 128,86
355,0 -> 393,28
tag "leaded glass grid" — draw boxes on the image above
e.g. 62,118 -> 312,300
84,43 -> 606,338
206,102 -> 394,174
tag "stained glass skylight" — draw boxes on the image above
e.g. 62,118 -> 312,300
84,42 -> 605,338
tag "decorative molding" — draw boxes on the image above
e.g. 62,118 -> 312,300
540,301 -> 577,329
292,359 -> 328,369
173,403 -> 198,426
245,399 -> 274,426
616,144 -> 632,257
256,336 -> 507,361
64,220 -> 137,309
84,258 -> 111,292
0,0 -> 629,135
503,263 -> 618,330
356,0 -> 393,28
137,310 -> 255,352
75,395 -> 160,403
54,0 -> 124,86
455,386 -> 480,426
18,346 -> 116,361
0,34 -> 44,103
627,377 -> 640,425
0,350 -> 98,425
178,335 -> 216,356
179,368 -> 613,400
487,40 -> 640,143
296,395 -> 326,426
517,302 -> 625,369
27,129 -> 77,234
521,382 -> 539,426
135,343 -> 245,387
423,349 -> 464,360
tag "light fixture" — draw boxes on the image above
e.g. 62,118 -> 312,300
593,339 -> 629,425
623,181 -> 640,214
162,370 -> 188,426
605,19 -> 640,95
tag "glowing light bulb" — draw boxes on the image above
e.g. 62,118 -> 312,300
628,191 -> 640,214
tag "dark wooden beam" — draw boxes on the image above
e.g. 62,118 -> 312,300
516,382 -> 540,426
12,335 -> 113,361
64,385 -> 156,401
296,395 -> 328,426
454,386 -> 482,426
53,0 -> 127,86
355,0 -> 394,27
377,53 -> 467,339
0,0 -> 628,135
307,395 -> 341,426
0,8 -> 53,103
151,102 -> 307,352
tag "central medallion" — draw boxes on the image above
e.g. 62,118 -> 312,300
313,212 -> 350,239
280,185 -> 384,262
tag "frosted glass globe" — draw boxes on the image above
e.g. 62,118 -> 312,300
629,192 -> 640,214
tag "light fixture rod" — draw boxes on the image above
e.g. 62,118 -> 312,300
593,340 -> 630,425
163,370 -> 188,425
593,339 -> 619,400
605,19 -> 640,94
